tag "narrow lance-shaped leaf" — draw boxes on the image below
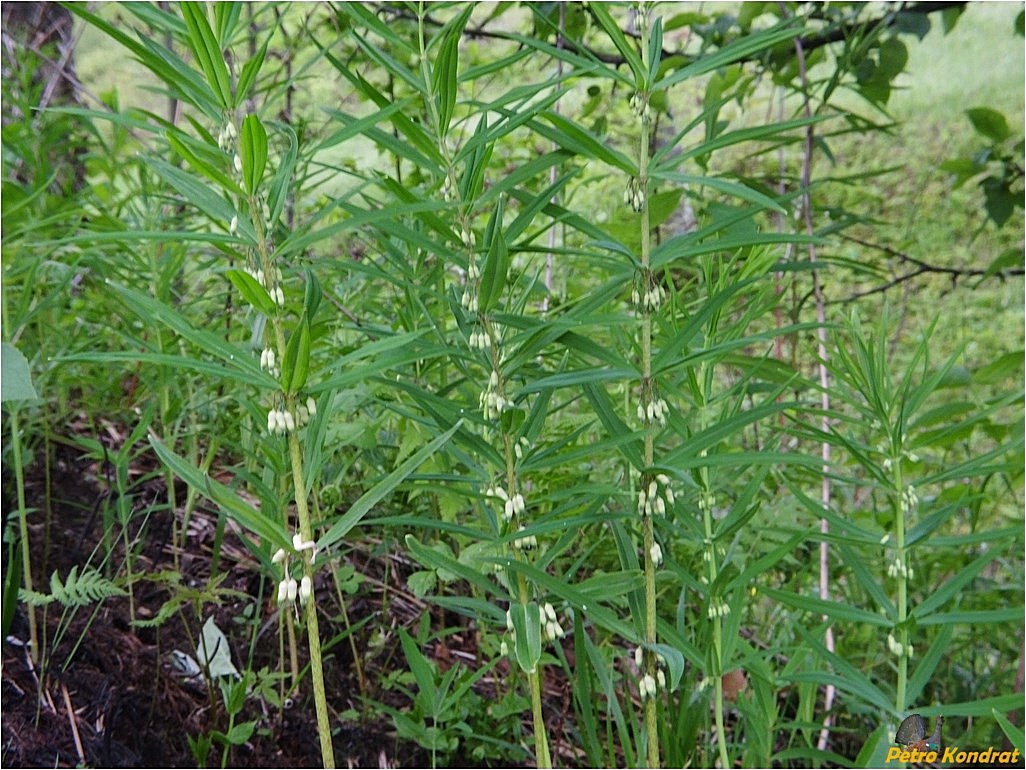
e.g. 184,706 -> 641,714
150,437 -> 289,551
431,5 -> 472,135
236,37 -> 268,107
225,268 -> 275,316
588,4 -> 644,84
318,423 -> 461,551
180,2 -> 232,108
240,113 -> 268,196
478,194 -> 509,313
281,321 -> 311,395
166,131 -> 243,197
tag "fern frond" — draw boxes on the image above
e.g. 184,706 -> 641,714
44,567 -> 126,608
19,588 -> 55,607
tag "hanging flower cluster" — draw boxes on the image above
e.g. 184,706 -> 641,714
637,474 -> 675,517
272,532 -> 318,608
887,632 -> 914,658
485,484 -> 527,522
633,646 -> 668,700
624,176 -> 645,212
266,397 -> 317,436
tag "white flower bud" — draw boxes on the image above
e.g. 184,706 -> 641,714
283,410 -> 296,432
229,215 -> 239,236
306,397 -> 317,417
650,542 -> 663,566
299,575 -> 312,604
277,579 -> 290,604
233,153 -> 243,173
544,603 -> 557,623
634,646 -> 644,667
285,577 -> 298,602
500,640 -> 509,656
273,286 -> 285,306
654,496 -> 666,516
641,674 -> 656,699
504,499 -> 515,521
505,610 -> 513,631
656,670 -> 666,690
272,548 -> 286,564
512,493 -> 526,515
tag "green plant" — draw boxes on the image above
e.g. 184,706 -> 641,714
378,619 -> 506,768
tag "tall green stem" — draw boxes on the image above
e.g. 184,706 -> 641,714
893,459 -> 909,715
288,431 -> 334,768
636,6 -> 660,766
249,190 -> 335,769
416,5 -> 550,765
10,407 -> 39,664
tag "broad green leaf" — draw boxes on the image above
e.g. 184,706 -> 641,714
650,643 -> 685,691
1,343 -> 38,402
197,616 -> 239,678
225,722 -> 256,746
509,602 -> 543,674
966,107 -> 1011,143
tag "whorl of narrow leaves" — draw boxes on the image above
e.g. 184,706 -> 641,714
20,566 -> 126,608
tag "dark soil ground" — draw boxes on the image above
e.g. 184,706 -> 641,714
1,431 -> 546,769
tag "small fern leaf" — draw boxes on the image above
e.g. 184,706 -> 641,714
19,588 -> 55,607
49,567 -> 126,607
